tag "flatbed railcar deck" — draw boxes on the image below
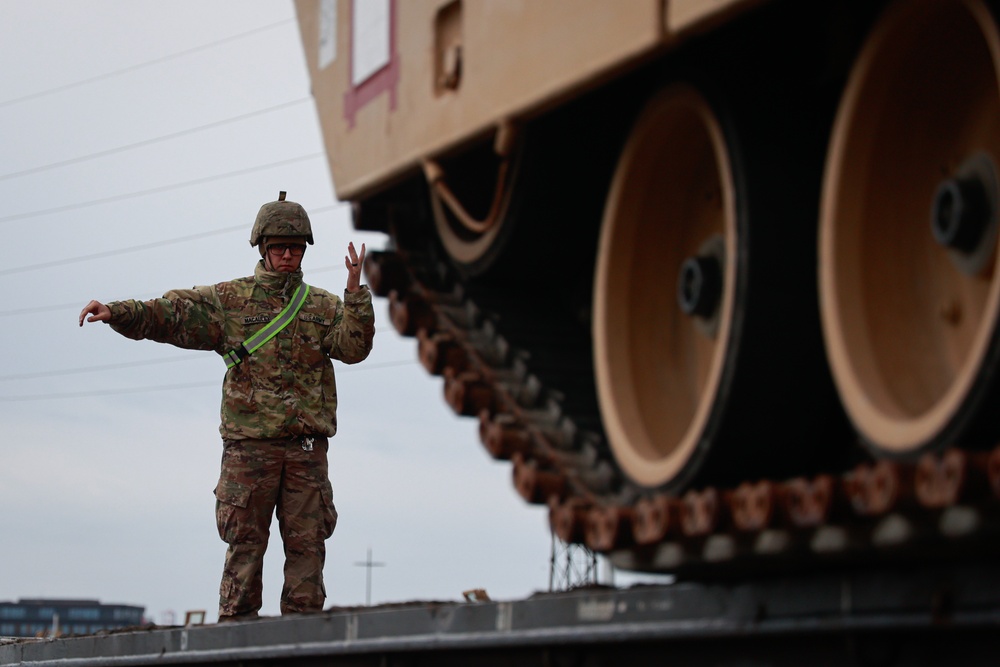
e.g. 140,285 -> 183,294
3,560 -> 999,667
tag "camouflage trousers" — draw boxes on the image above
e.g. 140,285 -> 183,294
214,436 -> 338,619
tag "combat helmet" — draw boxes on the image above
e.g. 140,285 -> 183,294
249,191 -> 314,249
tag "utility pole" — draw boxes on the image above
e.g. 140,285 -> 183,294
353,547 -> 386,606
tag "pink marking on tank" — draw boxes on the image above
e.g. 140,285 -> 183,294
344,0 -> 399,129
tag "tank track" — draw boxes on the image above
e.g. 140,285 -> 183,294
366,247 -> 1000,576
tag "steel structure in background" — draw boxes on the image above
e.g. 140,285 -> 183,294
549,530 -> 598,592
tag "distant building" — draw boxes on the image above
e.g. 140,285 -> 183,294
0,599 -> 145,637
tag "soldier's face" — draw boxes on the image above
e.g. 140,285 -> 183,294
265,237 -> 307,273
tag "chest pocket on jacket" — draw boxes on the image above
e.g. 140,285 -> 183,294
297,312 -> 333,366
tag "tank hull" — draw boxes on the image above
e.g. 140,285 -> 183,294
294,0 -> 1000,572
294,0 -> 760,199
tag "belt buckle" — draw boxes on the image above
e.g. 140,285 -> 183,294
302,436 -> 315,452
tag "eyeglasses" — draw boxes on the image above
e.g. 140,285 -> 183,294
267,243 -> 306,257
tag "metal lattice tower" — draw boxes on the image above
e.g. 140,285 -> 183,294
549,530 -> 599,592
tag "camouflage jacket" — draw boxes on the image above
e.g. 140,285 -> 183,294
107,261 -> 375,440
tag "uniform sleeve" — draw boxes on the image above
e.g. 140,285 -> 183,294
326,285 -> 375,364
107,285 -> 226,352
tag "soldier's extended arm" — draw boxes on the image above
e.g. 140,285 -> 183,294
96,286 -> 227,353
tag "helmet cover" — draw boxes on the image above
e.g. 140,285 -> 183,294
249,191 -> 314,247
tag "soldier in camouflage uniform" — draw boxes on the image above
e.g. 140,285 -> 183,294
78,192 -> 375,621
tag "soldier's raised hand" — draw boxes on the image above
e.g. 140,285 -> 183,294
345,242 -> 366,293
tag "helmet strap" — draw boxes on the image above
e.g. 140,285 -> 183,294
260,241 -> 273,271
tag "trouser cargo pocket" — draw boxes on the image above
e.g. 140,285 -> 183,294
321,479 -> 338,539
215,479 -> 252,544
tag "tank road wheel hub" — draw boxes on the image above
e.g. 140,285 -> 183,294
593,85 -> 736,490
820,0 -> 1000,455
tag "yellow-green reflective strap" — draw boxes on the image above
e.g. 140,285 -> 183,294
224,283 -> 310,369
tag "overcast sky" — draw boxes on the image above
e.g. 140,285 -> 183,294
0,0 -> 574,624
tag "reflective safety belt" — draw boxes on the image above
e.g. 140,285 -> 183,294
224,283 -> 311,369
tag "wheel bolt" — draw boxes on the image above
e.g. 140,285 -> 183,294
678,255 -> 721,318
932,175 -> 990,253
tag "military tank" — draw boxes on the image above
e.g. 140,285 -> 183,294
294,0 -> 1000,574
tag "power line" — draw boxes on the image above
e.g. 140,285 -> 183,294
1,333 -> 384,381
0,152 -> 326,229
0,98 -> 311,183
0,354 -> 204,382
0,289 -> 180,318
0,18 -> 296,109
0,202 -> 343,277
0,301 -> 100,318
0,226 -> 242,276
0,380 -> 221,401
0,360 -> 417,401
0,256 -> 356,317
